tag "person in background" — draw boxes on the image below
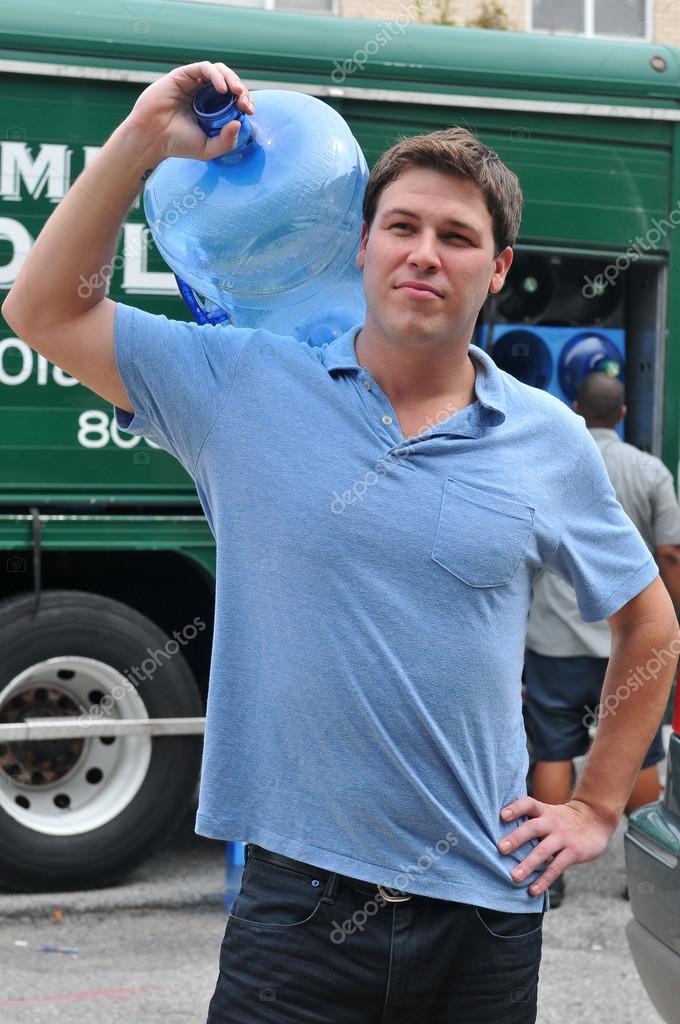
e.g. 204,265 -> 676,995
524,372 -> 680,908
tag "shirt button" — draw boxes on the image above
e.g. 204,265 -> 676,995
363,379 -> 372,390
382,415 -> 392,425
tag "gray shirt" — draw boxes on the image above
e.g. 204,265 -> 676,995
526,427 -> 680,658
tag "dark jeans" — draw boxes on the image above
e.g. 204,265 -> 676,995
206,845 -> 544,1023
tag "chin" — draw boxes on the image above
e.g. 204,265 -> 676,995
395,324 -> 444,346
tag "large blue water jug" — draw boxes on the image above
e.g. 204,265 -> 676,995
558,331 -> 624,400
143,86 -> 368,346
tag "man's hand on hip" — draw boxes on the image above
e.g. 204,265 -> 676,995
496,797 -> 617,896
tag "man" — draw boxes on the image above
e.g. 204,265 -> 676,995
525,372 -> 680,908
2,61 -> 677,1024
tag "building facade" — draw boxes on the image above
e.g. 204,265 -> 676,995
193,0 -> 677,48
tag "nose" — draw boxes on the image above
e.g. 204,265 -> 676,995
406,229 -> 441,272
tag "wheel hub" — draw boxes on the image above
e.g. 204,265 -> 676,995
0,656 -> 152,836
0,686 -> 83,785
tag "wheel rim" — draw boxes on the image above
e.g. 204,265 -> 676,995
0,657 -> 152,836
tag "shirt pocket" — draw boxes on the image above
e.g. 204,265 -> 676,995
432,477 -> 535,588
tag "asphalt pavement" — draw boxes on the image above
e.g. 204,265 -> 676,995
0,805 -> 664,1024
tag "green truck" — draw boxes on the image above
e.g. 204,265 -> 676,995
1,0 -> 680,892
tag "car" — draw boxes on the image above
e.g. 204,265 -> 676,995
624,677 -> 680,1023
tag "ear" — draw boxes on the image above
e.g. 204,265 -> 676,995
619,404 -> 627,423
488,246 -> 514,295
356,221 -> 369,270
573,400 -> 580,413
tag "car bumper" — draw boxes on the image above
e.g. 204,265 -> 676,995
626,918 -> 680,1023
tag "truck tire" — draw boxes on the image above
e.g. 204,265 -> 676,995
0,590 -> 204,892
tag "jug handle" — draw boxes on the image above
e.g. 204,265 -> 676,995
175,274 -> 232,326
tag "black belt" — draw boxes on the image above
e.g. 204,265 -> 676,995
246,844 -> 414,903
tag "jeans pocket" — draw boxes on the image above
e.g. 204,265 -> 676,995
228,856 -> 325,931
432,478 -> 534,587
474,905 -> 544,940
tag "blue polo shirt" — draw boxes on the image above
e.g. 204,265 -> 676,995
113,303 -> 658,913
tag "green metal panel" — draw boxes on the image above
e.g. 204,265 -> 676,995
1,0 -> 680,104
500,137 -> 670,249
345,99 -> 673,250
0,512 -> 217,576
0,72 -> 200,499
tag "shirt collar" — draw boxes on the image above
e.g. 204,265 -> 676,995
589,427 -> 621,442
321,325 -> 506,431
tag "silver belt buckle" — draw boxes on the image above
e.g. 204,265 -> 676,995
377,883 -> 412,903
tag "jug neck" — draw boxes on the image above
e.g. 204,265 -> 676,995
192,84 -> 254,155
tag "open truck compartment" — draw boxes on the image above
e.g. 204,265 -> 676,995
477,250 -> 667,455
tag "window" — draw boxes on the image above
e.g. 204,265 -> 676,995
274,0 -> 335,8
530,0 -> 651,40
183,0 -> 337,12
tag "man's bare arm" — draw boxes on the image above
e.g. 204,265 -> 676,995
569,574 -> 678,820
656,543 -> 680,612
497,575 -> 678,896
1,61 -> 252,412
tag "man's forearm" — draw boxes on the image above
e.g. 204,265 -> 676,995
659,559 -> 680,613
571,618 -> 678,824
3,117 -> 164,334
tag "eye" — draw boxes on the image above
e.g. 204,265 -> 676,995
388,222 -> 413,231
444,233 -> 471,244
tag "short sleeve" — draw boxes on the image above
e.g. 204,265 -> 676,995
650,462 -> 680,546
112,303 -> 253,475
545,429 -> 659,622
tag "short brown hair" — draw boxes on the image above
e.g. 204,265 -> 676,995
362,126 -> 523,254
576,372 -> 624,424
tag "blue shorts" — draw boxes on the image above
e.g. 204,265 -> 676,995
523,650 -> 665,769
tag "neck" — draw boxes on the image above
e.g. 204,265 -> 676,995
354,323 -> 476,407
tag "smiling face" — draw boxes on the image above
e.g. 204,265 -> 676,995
357,166 -> 513,349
